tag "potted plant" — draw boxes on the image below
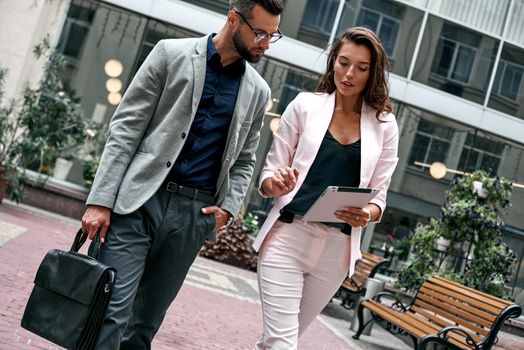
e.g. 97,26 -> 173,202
397,171 -> 516,298
78,124 -> 108,188
0,37 -> 87,202
17,37 -> 87,175
0,67 -> 28,203
435,236 -> 451,252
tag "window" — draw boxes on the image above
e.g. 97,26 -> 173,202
301,0 -> 340,35
133,20 -> 198,75
432,37 -> 477,83
356,7 -> 400,57
408,119 -> 454,170
56,1 -> 96,59
277,71 -> 317,114
492,59 -> 524,101
458,134 -> 504,175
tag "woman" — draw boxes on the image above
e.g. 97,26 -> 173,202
252,27 -> 399,349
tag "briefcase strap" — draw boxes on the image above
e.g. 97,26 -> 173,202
70,229 -> 101,259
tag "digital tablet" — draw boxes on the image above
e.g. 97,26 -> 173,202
302,186 -> 379,223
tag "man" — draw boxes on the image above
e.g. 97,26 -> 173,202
81,1 -> 284,348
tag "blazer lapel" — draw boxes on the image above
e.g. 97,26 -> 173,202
359,102 -> 376,187
216,67 -> 255,191
191,37 -> 208,118
288,93 -> 334,199
227,72 -> 254,148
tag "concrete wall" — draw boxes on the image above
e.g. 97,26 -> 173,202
0,0 -> 69,101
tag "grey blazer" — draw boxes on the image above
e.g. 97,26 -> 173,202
86,35 -> 271,217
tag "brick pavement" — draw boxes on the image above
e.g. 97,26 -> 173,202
1,201 -> 523,350
0,202 -> 350,349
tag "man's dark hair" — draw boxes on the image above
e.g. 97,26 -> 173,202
230,0 -> 284,16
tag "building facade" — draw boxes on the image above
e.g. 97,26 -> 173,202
1,0 -> 524,302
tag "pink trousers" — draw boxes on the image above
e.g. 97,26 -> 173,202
255,217 -> 351,350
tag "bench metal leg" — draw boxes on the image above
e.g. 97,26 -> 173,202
351,303 -> 374,339
412,335 -> 419,350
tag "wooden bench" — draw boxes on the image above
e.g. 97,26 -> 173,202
335,252 -> 390,309
352,275 -> 522,350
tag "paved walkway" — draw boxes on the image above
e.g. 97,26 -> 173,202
1,201 -> 523,349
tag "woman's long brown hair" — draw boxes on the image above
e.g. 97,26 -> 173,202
316,26 -> 392,119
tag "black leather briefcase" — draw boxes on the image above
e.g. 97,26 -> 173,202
21,229 -> 116,350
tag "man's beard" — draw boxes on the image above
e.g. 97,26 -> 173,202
232,29 -> 263,63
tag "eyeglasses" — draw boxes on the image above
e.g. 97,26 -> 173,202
234,11 -> 283,44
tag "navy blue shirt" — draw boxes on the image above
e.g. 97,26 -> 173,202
168,35 -> 245,192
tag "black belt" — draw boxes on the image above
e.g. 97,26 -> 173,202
278,210 -> 351,235
165,182 -> 215,204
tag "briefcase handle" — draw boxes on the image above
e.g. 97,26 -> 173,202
70,229 -> 102,259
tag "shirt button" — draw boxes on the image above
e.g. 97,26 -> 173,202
166,161 -> 172,168
181,132 -> 186,139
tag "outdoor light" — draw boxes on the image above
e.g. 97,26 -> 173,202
104,59 -> 123,78
266,99 -> 273,112
414,161 -> 524,189
269,117 -> 280,133
105,78 -> 122,93
107,92 -> 122,105
429,162 -> 447,179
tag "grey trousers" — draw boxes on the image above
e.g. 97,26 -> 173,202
89,186 -> 216,350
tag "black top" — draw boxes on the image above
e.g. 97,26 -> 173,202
284,130 -> 361,229
168,34 -> 245,192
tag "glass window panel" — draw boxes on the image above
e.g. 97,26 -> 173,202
488,43 -> 524,120
57,1 -> 96,59
61,24 -> 90,58
408,121 -> 453,170
296,0 -> 340,48
458,133 -> 505,174
277,71 -> 317,114
413,16 -> 498,104
502,64 -> 523,100
380,17 -> 400,55
359,8 -> 380,30
408,135 -> 430,168
356,7 -> 401,57
428,139 -> 451,162
134,20 -> 198,75
451,45 -> 476,82
482,154 -> 501,174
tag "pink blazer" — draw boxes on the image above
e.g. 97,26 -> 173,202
252,92 -> 399,277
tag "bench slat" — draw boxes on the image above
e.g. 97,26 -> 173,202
420,282 -> 502,315
364,301 -> 477,349
418,287 -> 496,326
414,298 -> 489,336
403,312 -> 478,348
362,301 -> 427,338
430,276 -> 510,309
362,252 -> 382,263
410,304 -> 455,329
410,305 -> 482,344
342,278 -> 358,292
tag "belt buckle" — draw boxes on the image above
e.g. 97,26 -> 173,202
166,182 -> 180,193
